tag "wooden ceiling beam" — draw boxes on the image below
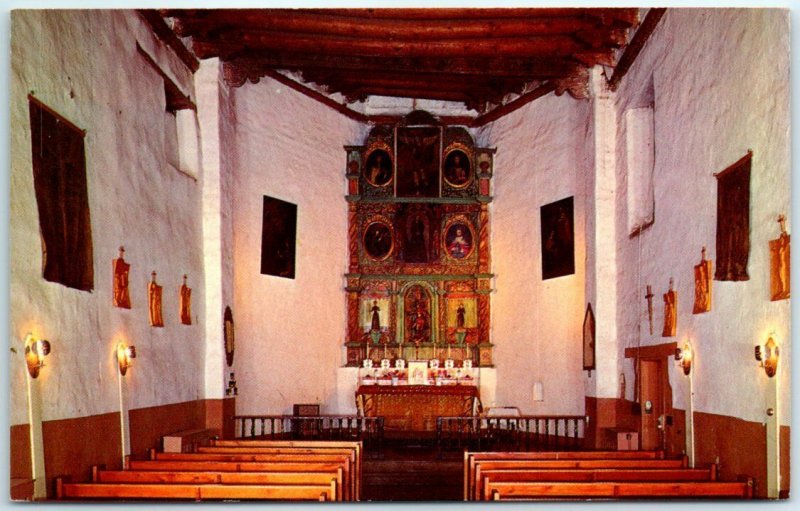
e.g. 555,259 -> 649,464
170,10 -> 628,41
193,31 -> 595,59
302,70 -> 527,92
301,8 -> 638,24
226,52 -> 581,79
350,86 -> 474,103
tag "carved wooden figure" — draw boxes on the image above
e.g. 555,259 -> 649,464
645,285 -> 654,335
662,279 -> 677,337
180,274 -> 192,325
770,215 -> 790,301
148,271 -> 164,327
112,246 -> 131,308
693,247 -> 712,314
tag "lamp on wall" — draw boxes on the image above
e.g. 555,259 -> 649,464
116,341 -> 137,376
755,334 -> 780,378
674,341 -> 693,376
24,333 -> 51,378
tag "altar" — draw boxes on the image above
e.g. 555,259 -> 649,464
355,384 -> 480,434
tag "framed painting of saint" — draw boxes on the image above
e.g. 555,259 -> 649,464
363,220 -> 394,261
260,195 -> 297,279
443,148 -> 472,188
714,152 -> 751,281
443,220 -> 474,260
540,196 -> 575,280
364,147 -> 393,187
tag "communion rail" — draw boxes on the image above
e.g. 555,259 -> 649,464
436,415 -> 587,456
233,415 -> 384,456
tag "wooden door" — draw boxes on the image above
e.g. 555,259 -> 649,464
640,359 -> 664,450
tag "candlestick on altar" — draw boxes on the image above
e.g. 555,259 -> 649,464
447,343 -> 452,358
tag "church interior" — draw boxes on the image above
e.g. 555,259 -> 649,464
8,7 -> 791,502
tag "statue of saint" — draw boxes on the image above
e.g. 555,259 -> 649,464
370,300 -> 381,331
112,246 -> 131,308
456,303 -> 466,329
180,274 -> 192,325
149,271 -> 164,327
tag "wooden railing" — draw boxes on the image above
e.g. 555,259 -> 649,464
233,415 -> 384,456
436,415 -> 586,455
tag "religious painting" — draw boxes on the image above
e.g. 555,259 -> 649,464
398,204 -> 439,263
443,147 -> 472,188
443,219 -> 474,260
360,297 -> 391,332
770,215 -> 790,301
693,248 -> 712,314
364,147 -> 393,187
662,279 -> 677,337
583,303 -> 595,371
714,152 -> 751,281
540,196 -> 575,280
112,246 -> 131,308
404,285 -> 432,344
363,220 -> 394,261
148,271 -> 164,327
447,298 -> 476,329
260,195 -> 297,279
179,274 -> 192,325
396,126 -> 441,198
408,361 -> 428,385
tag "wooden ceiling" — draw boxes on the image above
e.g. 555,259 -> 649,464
157,8 -> 645,116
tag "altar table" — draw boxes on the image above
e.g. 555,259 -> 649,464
355,385 -> 480,434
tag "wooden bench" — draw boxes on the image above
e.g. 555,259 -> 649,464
478,467 -> 718,500
92,466 -> 345,501
148,449 -> 358,501
57,479 -> 336,501
162,428 -> 218,453
464,450 -> 672,500
487,479 -> 754,500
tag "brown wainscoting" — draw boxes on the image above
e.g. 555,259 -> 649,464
128,399 -> 208,458
10,423 -> 33,500
42,411 -> 122,499
10,423 -> 32,479
780,425 -> 790,498
694,410 -> 790,499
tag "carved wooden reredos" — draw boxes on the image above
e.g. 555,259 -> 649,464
344,111 -> 495,367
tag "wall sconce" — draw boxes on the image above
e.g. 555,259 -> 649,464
117,341 -> 137,376
755,335 -> 780,378
24,333 -> 51,378
674,342 -> 693,375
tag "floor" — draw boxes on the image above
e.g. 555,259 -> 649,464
362,442 -> 463,502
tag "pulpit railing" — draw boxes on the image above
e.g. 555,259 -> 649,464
233,414 -> 384,455
436,415 -> 586,455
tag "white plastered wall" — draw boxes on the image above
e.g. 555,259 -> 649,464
611,9 -> 790,425
10,10 -> 206,425
476,93 -> 591,415
229,77 -> 366,414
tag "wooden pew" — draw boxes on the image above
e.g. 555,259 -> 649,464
150,450 -> 358,500
206,439 -> 363,498
57,479 -> 336,501
464,450 -> 672,500
162,428 -> 217,453
487,479 -> 754,500
471,459 -> 687,500
93,466 -> 345,501
478,467 -> 718,500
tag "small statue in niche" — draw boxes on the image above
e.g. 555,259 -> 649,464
456,303 -> 466,329
148,271 -> 164,327
112,246 -> 131,309
180,274 -> 192,325
693,247 -> 712,314
770,215 -> 790,301
662,278 -> 677,337
370,300 -> 381,331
